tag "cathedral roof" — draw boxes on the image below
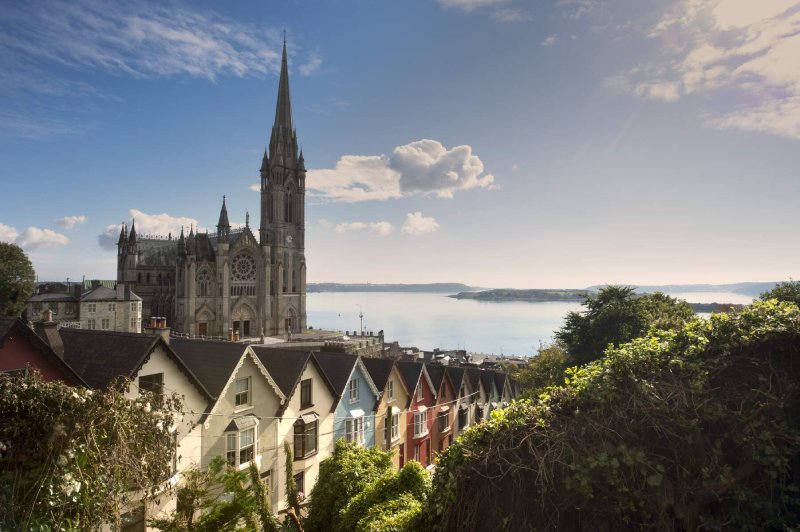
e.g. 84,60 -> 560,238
274,38 -> 293,133
217,196 -> 230,229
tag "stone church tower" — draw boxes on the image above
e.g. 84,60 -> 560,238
117,40 -> 306,338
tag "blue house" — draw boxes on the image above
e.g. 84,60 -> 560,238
314,351 -> 380,448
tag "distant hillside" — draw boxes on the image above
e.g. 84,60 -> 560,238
586,282 -> 777,298
308,283 -> 476,293
448,288 -> 590,302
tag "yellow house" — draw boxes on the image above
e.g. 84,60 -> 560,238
362,357 -> 411,470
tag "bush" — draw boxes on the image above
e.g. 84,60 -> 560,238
423,300 -> 800,531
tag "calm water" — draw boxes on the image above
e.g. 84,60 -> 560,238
306,290 -> 755,356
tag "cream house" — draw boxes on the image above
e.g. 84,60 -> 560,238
362,357 -> 411,470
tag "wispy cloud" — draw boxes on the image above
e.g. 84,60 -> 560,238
306,139 -> 496,202
541,35 -> 558,46
334,221 -> 395,237
299,51 -> 323,76
98,208 -> 199,249
401,212 -> 440,235
492,8 -> 531,22
611,0 -> 800,139
437,0 -> 508,11
55,215 -> 87,229
0,0 -> 287,138
0,222 -> 70,249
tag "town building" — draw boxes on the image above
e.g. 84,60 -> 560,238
397,361 -> 436,468
362,357 -> 411,470
116,39 -> 307,338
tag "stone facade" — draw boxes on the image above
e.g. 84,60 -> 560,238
115,40 -> 307,337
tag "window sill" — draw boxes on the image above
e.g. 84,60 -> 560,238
294,450 -> 318,462
300,403 -> 314,410
234,405 -> 254,413
413,431 -> 429,439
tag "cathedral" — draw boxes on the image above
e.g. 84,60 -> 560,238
116,40 -> 307,338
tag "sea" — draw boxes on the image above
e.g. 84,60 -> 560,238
306,290 -> 757,356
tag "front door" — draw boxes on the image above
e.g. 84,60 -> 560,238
198,323 -> 207,337
398,444 -> 405,469
243,320 -> 250,337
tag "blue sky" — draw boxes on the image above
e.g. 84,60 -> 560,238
1,0 -> 798,288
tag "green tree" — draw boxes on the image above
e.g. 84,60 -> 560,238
514,343 -> 571,397
555,285 -> 693,365
304,440 -> 393,532
0,371 -> 181,530
0,242 -> 35,317
423,300 -> 800,531
760,279 -> 800,305
149,457 -> 279,532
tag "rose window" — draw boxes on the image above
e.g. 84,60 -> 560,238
232,254 -> 256,282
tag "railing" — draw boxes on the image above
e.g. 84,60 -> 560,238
57,321 -> 82,329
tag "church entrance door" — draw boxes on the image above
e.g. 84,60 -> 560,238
243,320 -> 250,337
198,323 -> 207,337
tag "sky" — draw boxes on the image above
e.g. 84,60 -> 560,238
1,0 -> 798,289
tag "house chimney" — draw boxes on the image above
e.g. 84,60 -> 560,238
34,310 -> 64,358
73,284 -> 83,300
144,316 -> 170,344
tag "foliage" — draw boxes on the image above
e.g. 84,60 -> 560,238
303,440 -> 393,532
513,343 -> 571,398
555,285 -> 694,365
0,242 -> 35,318
149,456 -> 280,532
338,460 -> 430,531
283,441 -> 303,531
422,300 -> 800,531
0,371 -> 181,530
760,279 -> 800,305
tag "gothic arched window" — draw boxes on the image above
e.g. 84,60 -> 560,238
284,185 -> 295,223
196,268 -> 212,297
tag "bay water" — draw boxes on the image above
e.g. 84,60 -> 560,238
306,290 -> 756,356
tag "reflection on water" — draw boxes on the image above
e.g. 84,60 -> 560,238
306,290 -> 754,356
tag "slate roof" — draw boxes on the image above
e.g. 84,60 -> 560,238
397,360 -> 424,397
313,351 -> 359,397
251,346 -> 312,398
425,364 -> 446,393
361,357 -> 394,392
170,338 -> 248,399
446,366 -> 466,393
480,370 -> 496,396
0,317 -> 87,386
465,367 -> 482,393
27,293 -> 77,303
494,372 -> 508,395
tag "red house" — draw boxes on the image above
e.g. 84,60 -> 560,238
0,316 -> 85,386
397,361 -> 436,468
426,364 -> 457,457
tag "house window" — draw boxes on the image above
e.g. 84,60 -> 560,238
109,303 -> 115,312
226,427 -> 256,467
413,443 -> 421,462
293,418 -> 318,459
413,410 -> 428,438
87,303 -> 96,314
438,410 -> 449,432
130,317 -> 137,330
300,379 -> 312,408
130,302 -> 137,311
101,318 -> 110,330
345,416 -> 365,445
87,319 -> 96,330
391,412 -> 400,441
294,471 -> 304,496
349,379 -> 359,403
139,373 -> 163,405
416,384 -> 423,401
234,377 -> 250,408
387,380 -> 394,402
458,407 -> 469,430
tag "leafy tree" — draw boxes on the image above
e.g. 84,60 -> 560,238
760,279 -> 800,305
0,242 -> 35,317
149,457 -> 279,532
556,285 -> 693,365
304,440 -> 393,532
0,371 -> 181,530
423,300 -> 800,531
513,343 -> 571,398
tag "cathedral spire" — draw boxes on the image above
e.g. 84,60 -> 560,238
274,36 -> 293,132
128,219 -> 137,243
217,195 -> 230,229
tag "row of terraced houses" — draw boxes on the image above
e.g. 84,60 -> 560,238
0,315 -> 517,527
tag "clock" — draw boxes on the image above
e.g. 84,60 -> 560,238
285,234 -> 293,244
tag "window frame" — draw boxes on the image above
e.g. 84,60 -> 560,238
234,377 -> 251,409
345,416 -> 365,446
387,380 -> 394,402
139,373 -> 164,406
413,410 -> 428,438
416,383 -> 423,401
225,427 -> 257,468
438,409 -> 450,432
101,318 -> 110,330
349,378 -> 359,403
300,378 -> 313,409
391,412 -> 400,441
293,419 -> 318,459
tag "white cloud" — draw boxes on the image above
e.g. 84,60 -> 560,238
16,227 -> 69,248
541,35 -> 558,46
307,139 -> 496,202
335,221 -> 394,237
55,215 -> 87,228
612,0 -> 800,139
319,219 -> 332,229
0,223 -> 20,243
248,183 -> 261,192
401,212 -> 440,235
299,51 -> 323,76
438,0 -> 508,11
98,208 -> 198,249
